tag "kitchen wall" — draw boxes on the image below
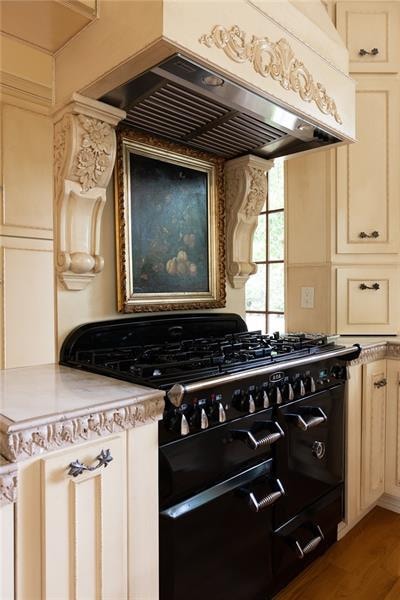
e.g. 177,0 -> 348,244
57,179 -> 246,347
0,35 -> 245,362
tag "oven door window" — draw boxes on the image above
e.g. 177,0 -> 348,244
160,459 -> 280,600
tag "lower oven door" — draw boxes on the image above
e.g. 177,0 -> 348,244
160,459 -> 283,600
272,485 -> 343,596
275,384 -> 344,528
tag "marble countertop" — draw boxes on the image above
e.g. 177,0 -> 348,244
338,335 -> 400,349
0,363 -> 165,463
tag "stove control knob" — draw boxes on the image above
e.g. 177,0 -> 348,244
248,393 -> 256,414
276,386 -> 283,405
200,408 -> 209,430
310,376 -> 316,393
299,379 -> 306,397
263,390 -> 270,409
180,413 -> 190,436
287,383 -> 294,401
218,402 -> 227,423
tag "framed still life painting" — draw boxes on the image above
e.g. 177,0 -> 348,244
115,129 -> 226,312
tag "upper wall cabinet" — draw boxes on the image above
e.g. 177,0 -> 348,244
336,76 -> 400,254
0,104 -> 53,239
337,1 -> 400,73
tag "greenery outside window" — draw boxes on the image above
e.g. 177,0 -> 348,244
245,159 -> 285,334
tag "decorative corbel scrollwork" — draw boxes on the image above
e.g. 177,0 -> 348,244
54,93 -> 125,290
224,155 -> 274,288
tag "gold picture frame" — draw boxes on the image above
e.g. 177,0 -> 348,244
115,129 -> 226,312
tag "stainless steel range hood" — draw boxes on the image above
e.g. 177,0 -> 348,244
101,54 -> 341,160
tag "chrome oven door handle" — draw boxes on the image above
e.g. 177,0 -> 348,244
286,407 -> 327,431
231,421 -> 284,450
294,525 -> 324,559
248,478 -> 285,512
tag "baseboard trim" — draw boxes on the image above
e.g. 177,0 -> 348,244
377,493 -> 400,514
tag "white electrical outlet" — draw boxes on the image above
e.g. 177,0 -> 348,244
301,286 -> 315,309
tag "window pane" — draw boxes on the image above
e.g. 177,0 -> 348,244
245,264 -> 266,311
267,313 -> 285,335
268,211 -> 284,261
246,312 -> 266,334
268,159 -> 284,210
253,214 -> 266,261
268,263 -> 284,312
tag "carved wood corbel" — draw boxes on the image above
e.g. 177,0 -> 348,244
225,155 -> 274,289
54,93 -> 126,290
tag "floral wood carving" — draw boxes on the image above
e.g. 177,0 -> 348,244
0,469 -> 17,505
199,25 -> 342,125
225,154 -> 274,289
74,115 -> 113,193
0,396 -> 164,462
54,94 -> 125,291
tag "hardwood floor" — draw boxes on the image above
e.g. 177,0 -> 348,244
276,508 -> 400,600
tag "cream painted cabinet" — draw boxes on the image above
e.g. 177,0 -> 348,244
0,236 -> 56,368
0,503 -> 14,600
337,1 -> 400,73
336,266 -> 400,334
336,76 -> 400,254
385,359 -> 400,498
17,434 -> 128,600
16,424 -> 160,600
361,360 -> 387,510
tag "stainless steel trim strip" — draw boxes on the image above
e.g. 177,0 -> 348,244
181,346 -> 357,395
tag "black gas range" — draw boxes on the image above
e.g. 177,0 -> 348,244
60,313 -> 360,600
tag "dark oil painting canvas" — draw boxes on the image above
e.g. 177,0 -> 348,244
129,153 -> 210,294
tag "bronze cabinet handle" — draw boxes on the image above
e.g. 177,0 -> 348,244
359,283 -> 380,291
374,378 -> 387,389
359,230 -> 379,239
359,48 -> 379,56
68,449 -> 113,477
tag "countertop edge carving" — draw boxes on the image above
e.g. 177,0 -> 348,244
0,463 -> 18,505
0,394 -> 165,463
347,342 -> 400,366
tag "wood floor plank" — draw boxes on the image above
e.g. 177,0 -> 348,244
276,507 -> 400,600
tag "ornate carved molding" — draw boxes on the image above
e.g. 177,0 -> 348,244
348,343 -> 392,366
199,25 -> 342,125
54,93 -> 125,290
225,155 -> 273,289
0,396 -> 164,463
0,466 -> 17,505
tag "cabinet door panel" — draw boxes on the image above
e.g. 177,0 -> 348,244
0,236 -> 55,368
385,360 -> 400,497
1,104 -> 53,237
41,435 -> 127,600
361,361 -> 386,510
336,77 -> 400,254
337,1 -> 400,73
0,503 -> 14,600
337,266 -> 399,334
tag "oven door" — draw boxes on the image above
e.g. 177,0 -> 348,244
160,459 -> 283,600
274,384 -> 344,528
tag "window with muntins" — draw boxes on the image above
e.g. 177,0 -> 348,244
245,159 -> 285,334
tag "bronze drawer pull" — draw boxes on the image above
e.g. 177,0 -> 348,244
68,449 -> 113,477
359,230 -> 379,239
359,48 -> 379,56
374,378 -> 387,389
359,283 -> 380,291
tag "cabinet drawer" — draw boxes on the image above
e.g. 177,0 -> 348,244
336,1 -> 400,73
336,77 -> 400,254
337,267 -> 399,334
